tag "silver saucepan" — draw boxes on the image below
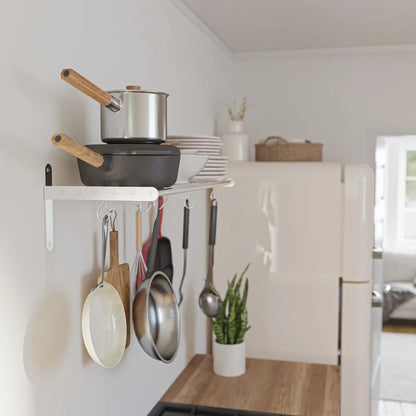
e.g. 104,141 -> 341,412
132,205 -> 180,363
61,68 -> 168,144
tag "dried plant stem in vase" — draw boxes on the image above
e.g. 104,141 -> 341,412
221,97 -> 249,161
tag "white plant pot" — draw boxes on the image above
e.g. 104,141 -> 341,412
221,121 -> 249,161
213,340 -> 246,377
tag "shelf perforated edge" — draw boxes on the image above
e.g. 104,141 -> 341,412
44,178 -> 234,201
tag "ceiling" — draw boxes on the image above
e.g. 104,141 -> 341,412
180,0 -> 416,53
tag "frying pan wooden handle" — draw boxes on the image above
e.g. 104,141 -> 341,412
136,211 -> 142,251
109,230 -> 119,268
52,134 -> 104,168
61,68 -> 117,108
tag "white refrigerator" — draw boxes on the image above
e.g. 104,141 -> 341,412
213,162 -> 379,416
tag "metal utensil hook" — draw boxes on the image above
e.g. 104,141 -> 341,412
96,201 -> 116,222
183,194 -> 196,210
135,201 -> 152,213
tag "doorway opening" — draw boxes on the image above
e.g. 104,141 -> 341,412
375,135 -> 416,412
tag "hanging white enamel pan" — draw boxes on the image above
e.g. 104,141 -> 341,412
81,215 -> 127,368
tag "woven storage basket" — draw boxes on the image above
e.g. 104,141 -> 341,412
255,136 -> 323,162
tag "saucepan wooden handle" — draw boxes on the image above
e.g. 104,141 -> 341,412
52,134 -> 104,168
61,68 -> 119,110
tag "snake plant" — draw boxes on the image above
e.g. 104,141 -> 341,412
211,264 -> 250,345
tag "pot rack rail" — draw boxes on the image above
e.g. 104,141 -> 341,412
44,164 -> 234,251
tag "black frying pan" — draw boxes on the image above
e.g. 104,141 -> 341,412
51,134 -> 179,188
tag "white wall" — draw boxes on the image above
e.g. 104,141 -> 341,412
6,2 -> 416,413
0,1 -> 237,415
236,51 -> 416,283
237,51 -> 416,167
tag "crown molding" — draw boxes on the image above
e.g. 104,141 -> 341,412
169,0 -> 232,57
233,44 -> 416,60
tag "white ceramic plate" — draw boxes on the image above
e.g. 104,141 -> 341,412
179,144 -> 222,149
191,175 -> 228,182
200,167 -> 227,172
168,135 -> 221,142
172,138 -> 221,142
200,172 -> 227,176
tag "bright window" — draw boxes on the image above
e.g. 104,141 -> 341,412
378,136 -> 416,252
400,149 -> 416,242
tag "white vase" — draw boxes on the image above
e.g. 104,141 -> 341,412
221,120 -> 249,161
213,340 -> 246,377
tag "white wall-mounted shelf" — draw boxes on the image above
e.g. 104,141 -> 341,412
44,178 -> 234,251
44,186 -> 159,202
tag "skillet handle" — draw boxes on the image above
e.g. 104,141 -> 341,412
52,134 -> 104,168
145,204 -> 160,279
61,68 -> 121,112
183,200 -> 190,250
158,196 -> 163,237
209,199 -> 217,246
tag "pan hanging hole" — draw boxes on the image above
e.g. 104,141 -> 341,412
109,210 -> 117,231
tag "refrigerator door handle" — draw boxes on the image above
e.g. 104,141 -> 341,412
372,247 -> 383,259
371,290 -> 383,308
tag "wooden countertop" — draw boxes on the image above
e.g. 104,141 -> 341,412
162,354 -> 340,416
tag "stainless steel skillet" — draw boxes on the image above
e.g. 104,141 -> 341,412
132,207 -> 180,363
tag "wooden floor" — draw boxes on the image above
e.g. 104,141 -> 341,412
379,400 -> 416,416
383,322 -> 416,334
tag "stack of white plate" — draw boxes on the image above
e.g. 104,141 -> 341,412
167,136 -> 228,181
167,135 -> 222,155
192,155 -> 228,182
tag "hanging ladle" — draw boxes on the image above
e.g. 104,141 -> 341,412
198,198 -> 222,318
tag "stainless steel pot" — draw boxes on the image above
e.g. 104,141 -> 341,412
61,69 -> 168,144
